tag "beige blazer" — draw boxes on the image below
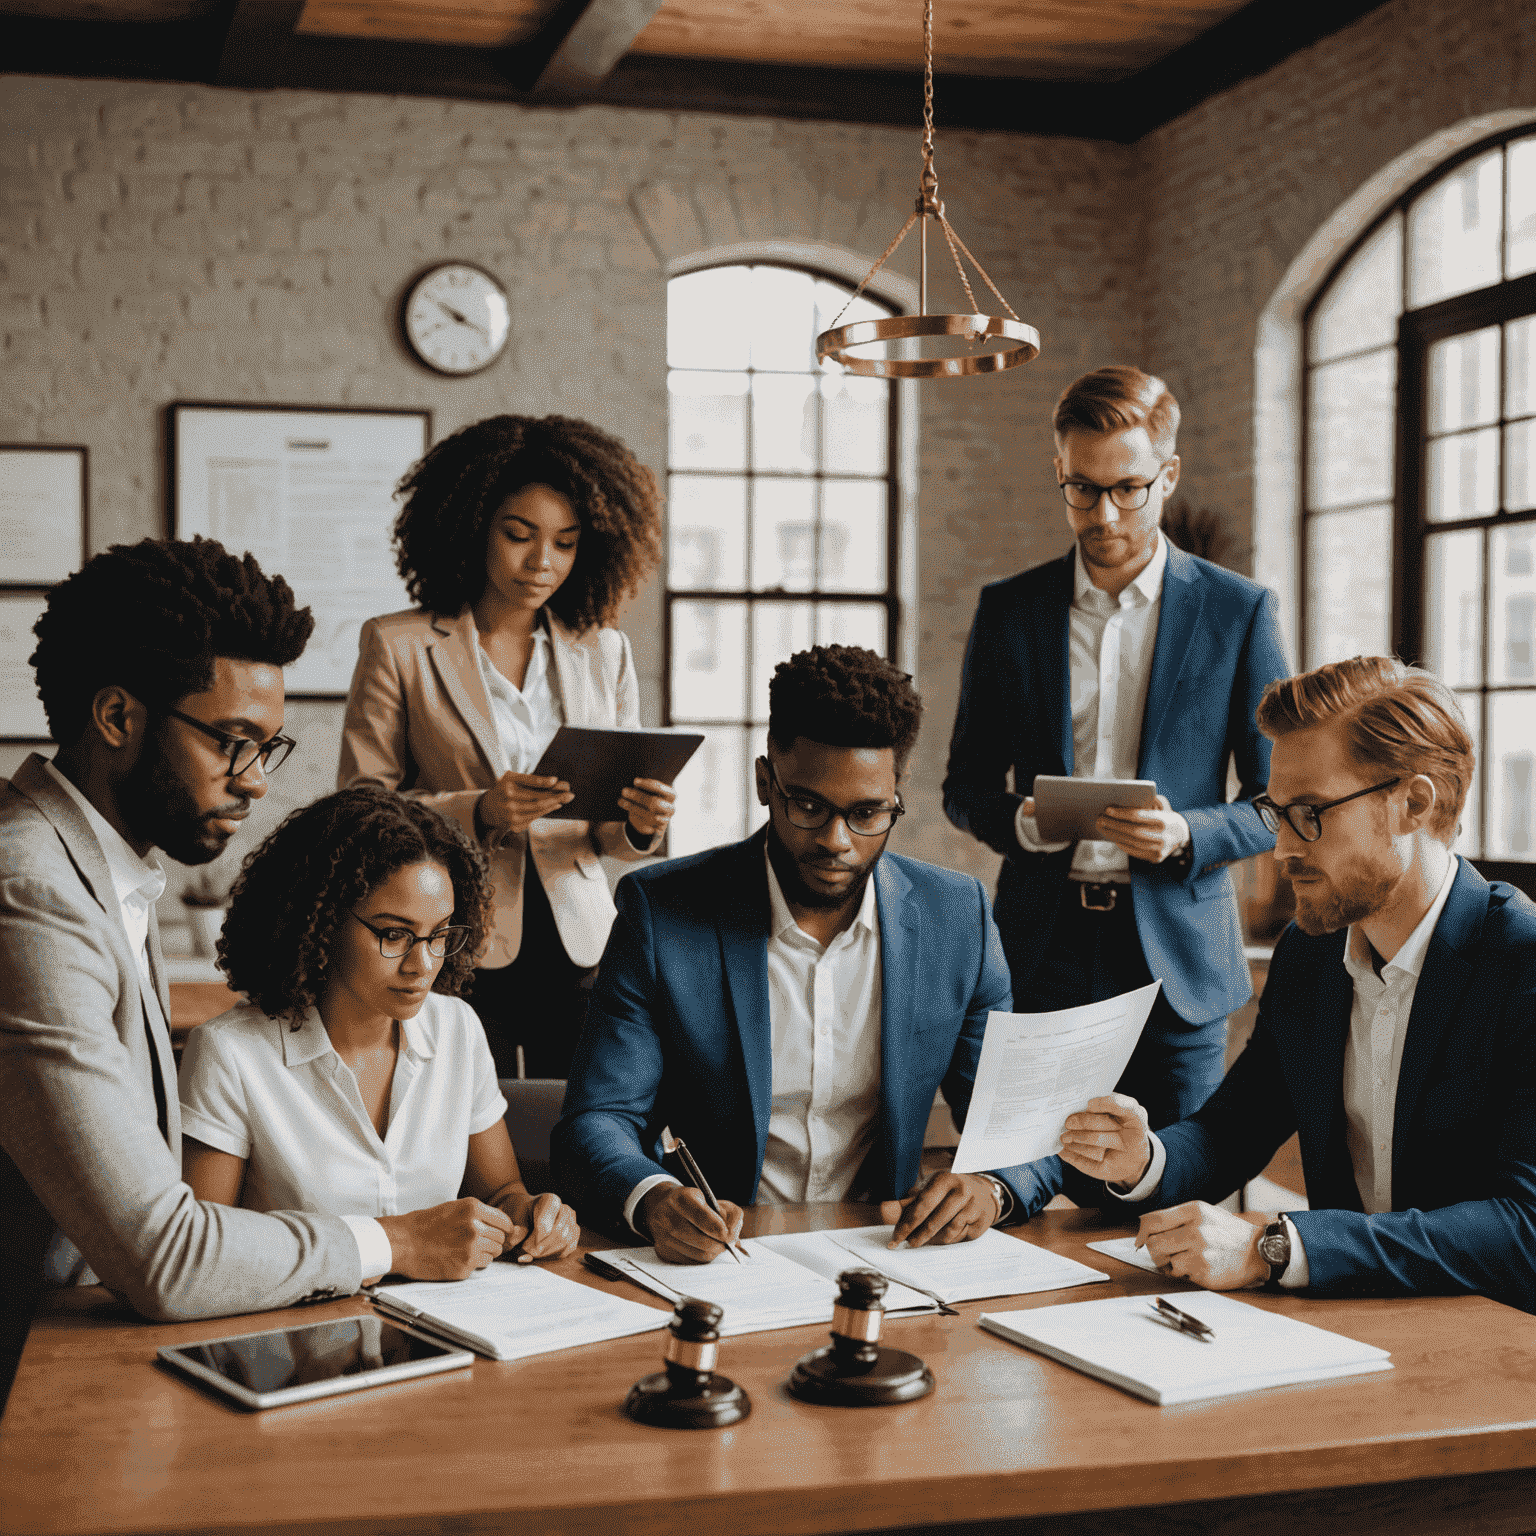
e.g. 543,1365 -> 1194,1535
0,755 -> 358,1337
338,607 -> 661,969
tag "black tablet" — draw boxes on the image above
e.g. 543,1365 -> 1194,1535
531,726 -> 705,822
158,1314 -> 473,1410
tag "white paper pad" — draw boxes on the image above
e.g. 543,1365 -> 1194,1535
981,1291 -> 1393,1406
1086,1236 -> 1162,1273
824,1225 -> 1109,1304
371,1263 -> 666,1361
595,1239 -> 846,1335
751,1231 -> 939,1314
952,981 -> 1162,1172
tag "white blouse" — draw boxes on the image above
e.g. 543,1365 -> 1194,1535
475,623 -> 564,775
178,994 -> 508,1219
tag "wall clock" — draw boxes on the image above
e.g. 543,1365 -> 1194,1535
402,263 -> 511,376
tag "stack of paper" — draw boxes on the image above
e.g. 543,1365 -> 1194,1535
370,1263 -> 666,1362
980,1292 -> 1393,1405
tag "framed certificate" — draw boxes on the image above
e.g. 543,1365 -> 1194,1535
0,445 -> 87,587
0,592 -> 51,741
169,403 -> 431,699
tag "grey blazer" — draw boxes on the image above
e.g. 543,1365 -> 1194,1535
0,756 -> 360,1360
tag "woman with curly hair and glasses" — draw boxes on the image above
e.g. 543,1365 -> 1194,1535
339,415 -> 673,1081
178,785 -> 580,1280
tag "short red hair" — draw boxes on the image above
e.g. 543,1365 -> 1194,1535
1256,656 -> 1474,844
1052,366 -> 1180,457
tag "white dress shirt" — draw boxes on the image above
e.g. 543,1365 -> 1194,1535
1015,532 -> 1169,880
475,622 -> 564,775
180,993 -> 507,1221
1113,855 -> 1462,1288
622,850 -> 885,1230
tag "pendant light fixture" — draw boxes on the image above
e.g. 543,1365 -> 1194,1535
815,0 -> 1040,379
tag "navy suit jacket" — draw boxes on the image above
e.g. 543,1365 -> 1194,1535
552,832 -> 1022,1236
1116,859 -> 1536,1313
943,542 -> 1290,1023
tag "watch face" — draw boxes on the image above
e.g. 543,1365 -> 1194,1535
403,264 -> 511,376
1258,1230 -> 1289,1264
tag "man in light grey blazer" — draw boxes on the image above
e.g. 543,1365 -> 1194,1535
1,538 -> 511,1404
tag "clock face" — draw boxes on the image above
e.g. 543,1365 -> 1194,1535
402,263 -> 511,376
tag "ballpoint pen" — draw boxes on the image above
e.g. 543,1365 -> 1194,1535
671,1137 -> 750,1263
1147,1296 -> 1215,1341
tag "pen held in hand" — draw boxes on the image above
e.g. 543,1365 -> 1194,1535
671,1138 -> 749,1263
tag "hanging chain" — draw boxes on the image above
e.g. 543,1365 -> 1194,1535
919,0 -> 937,205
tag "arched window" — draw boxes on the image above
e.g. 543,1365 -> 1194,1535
1303,129 -> 1536,870
662,264 -> 900,857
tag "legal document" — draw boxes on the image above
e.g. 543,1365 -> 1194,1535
952,980 -> 1162,1172
1086,1235 -> 1162,1273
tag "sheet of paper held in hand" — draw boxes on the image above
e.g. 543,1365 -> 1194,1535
951,980 -> 1163,1173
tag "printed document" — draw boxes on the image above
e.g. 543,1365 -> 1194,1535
952,980 -> 1162,1172
370,1263 -> 666,1361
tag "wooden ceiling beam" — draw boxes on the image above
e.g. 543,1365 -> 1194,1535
519,0 -> 669,95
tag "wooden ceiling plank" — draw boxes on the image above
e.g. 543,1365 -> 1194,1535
296,0 -> 557,48
529,0 -> 669,92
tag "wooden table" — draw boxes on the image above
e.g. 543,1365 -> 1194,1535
3,1206 -> 1535,1536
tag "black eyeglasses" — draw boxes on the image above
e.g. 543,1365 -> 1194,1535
764,758 -> 904,837
1251,778 -> 1402,842
165,708 -> 296,779
1058,462 -> 1173,513
349,911 -> 471,960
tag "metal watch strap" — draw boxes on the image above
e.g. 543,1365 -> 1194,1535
976,1174 -> 1010,1226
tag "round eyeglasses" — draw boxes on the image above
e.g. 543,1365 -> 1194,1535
1251,777 -> 1402,842
1057,464 -> 1171,513
765,758 -> 904,837
349,911 -> 471,960
165,708 -> 296,779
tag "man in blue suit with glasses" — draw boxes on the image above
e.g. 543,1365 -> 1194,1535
554,645 -> 1028,1261
944,366 -> 1291,1215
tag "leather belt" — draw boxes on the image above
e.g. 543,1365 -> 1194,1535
1073,881 -> 1123,912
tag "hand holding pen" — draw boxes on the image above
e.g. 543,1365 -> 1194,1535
636,1140 -> 750,1265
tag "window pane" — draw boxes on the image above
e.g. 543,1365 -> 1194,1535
1508,418 -> 1536,513
1306,505 -> 1391,663
667,475 -> 747,591
752,374 -> 817,472
1428,326 -> 1500,432
669,372 -> 748,470
670,600 -> 747,719
751,479 -> 816,592
668,267 -> 752,371
668,725 -> 750,858
1508,313 -> 1535,419
1507,135 -> 1536,281
1308,349 -> 1396,510
1427,428 -> 1500,523
816,602 -> 887,654
814,279 -> 891,374
1408,149 -> 1503,308
1491,523 -> 1536,683
748,266 -> 817,372
751,602 -> 816,722
1453,689 -> 1483,858
820,480 -> 888,593
1488,690 -> 1536,859
1425,528 -> 1483,687
822,374 -> 889,474
1310,215 -> 1403,363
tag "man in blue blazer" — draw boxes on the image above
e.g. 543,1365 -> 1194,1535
1061,659 -> 1536,1313
944,367 -> 1289,1205
554,646 -> 1028,1260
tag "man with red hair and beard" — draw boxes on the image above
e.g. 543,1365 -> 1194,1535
1056,657 -> 1536,1314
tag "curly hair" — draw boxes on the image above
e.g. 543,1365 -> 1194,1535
30,537 -> 314,748
393,414 -> 662,632
218,786 -> 493,1028
767,645 -> 923,772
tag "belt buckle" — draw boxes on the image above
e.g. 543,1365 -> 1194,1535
1078,882 -> 1117,912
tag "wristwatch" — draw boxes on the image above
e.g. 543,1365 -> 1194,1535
976,1174 -> 1011,1227
1257,1217 -> 1291,1284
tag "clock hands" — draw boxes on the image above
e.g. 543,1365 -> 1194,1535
434,297 -> 488,340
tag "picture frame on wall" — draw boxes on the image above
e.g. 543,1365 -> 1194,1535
0,592 -> 51,742
0,445 -> 87,588
169,403 -> 431,699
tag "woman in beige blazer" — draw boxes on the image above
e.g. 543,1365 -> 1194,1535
339,415 -> 672,1078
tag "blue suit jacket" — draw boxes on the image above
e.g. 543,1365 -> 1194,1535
943,542 -> 1290,1023
1117,859 -> 1536,1313
552,832 -> 1021,1236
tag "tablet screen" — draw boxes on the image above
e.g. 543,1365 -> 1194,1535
161,1316 -> 467,1407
